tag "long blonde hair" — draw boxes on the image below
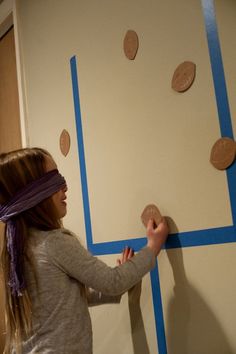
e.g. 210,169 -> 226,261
0,148 -> 61,353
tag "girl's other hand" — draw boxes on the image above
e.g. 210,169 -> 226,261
117,246 -> 134,266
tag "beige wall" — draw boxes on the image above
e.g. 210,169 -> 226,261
16,0 -> 236,353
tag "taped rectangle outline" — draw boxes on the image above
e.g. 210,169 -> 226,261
70,1 -> 236,353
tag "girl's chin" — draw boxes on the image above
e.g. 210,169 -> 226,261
58,205 -> 67,219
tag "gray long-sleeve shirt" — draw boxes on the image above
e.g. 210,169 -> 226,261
20,228 -> 156,354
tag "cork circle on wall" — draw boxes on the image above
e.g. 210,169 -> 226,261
210,137 -> 236,170
172,61 -> 196,92
123,30 -> 139,60
60,129 -> 71,157
141,204 -> 162,228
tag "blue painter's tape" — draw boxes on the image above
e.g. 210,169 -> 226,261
70,56 -> 93,251
150,261 -> 167,354
70,55 -> 168,353
201,0 -> 233,138
88,225 -> 236,256
201,0 -> 236,228
165,225 -> 236,249
227,162 -> 236,226
90,237 -> 147,255
70,2 -> 236,353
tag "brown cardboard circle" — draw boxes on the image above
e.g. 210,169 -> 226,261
171,61 -> 196,92
141,204 -> 162,228
210,137 -> 236,170
60,129 -> 71,157
123,30 -> 139,60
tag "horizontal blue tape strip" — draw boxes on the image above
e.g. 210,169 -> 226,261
89,237 -> 147,255
165,225 -> 236,249
90,225 -> 236,255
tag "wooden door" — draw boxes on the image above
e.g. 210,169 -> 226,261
0,25 -> 22,353
0,27 -> 21,151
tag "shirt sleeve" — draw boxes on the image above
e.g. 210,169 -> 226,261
86,288 -> 121,306
45,229 -> 156,296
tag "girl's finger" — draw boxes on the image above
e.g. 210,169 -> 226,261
147,218 -> 154,231
121,248 -> 125,263
128,248 -> 134,258
124,246 -> 129,261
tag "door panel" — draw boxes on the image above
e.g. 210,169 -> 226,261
0,27 -> 21,152
0,26 -> 22,353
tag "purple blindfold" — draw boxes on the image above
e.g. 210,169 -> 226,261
0,169 -> 66,296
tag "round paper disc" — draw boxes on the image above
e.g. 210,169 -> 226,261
60,129 -> 71,157
172,61 -> 196,92
123,30 -> 139,60
210,137 -> 236,170
141,204 -> 162,228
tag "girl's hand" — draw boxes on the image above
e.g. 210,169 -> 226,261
146,217 -> 169,256
117,246 -> 134,265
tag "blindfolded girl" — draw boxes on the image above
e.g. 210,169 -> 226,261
0,147 -> 168,354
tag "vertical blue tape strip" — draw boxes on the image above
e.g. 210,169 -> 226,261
226,163 -> 236,227
70,55 -> 167,353
150,261 -> 167,354
201,0 -> 233,138
69,1 -> 236,352
70,56 -> 93,250
201,0 -> 236,226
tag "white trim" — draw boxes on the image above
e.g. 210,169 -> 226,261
13,0 -> 29,147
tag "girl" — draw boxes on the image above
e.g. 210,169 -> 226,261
0,147 -> 168,354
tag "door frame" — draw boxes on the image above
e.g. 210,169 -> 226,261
0,0 -> 28,147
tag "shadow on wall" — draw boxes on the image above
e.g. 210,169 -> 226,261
165,218 -> 233,354
128,281 -> 150,354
